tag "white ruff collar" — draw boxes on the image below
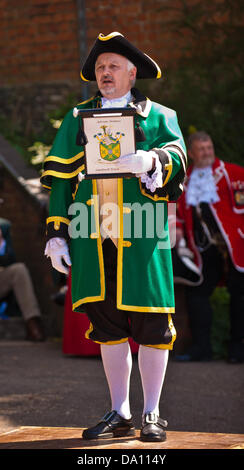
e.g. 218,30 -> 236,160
101,91 -> 132,109
186,166 -> 220,206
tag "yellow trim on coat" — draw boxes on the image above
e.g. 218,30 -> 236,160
93,179 -> 105,303
72,182 -> 79,200
162,143 -> 187,173
120,305 -> 175,313
47,216 -> 70,226
72,178 -> 174,313
162,154 -> 173,187
44,152 -> 84,164
41,165 -> 84,180
72,179 -> 105,310
139,179 -> 169,202
117,178 -> 124,310
73,295 -> 104,311
116,179 -> 174,313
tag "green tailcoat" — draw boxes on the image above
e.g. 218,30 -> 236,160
41,89 -> 187,314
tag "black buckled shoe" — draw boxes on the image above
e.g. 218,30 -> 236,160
82,410 -> 136,440
140,413 -> 167,442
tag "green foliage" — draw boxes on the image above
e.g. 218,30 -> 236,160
27,93 -> 78,171
144,0 -> 244,166
1,1 -> 243,170
0,93 -> 77,171
0,114 -> 32,161
155,63 -> 243,165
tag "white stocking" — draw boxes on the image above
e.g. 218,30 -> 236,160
100,341 -> 132,419
138,345 -> 169,416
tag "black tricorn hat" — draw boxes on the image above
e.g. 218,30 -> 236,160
81,32 -> 161,81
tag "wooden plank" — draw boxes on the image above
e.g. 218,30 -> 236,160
0,426 -> 243,449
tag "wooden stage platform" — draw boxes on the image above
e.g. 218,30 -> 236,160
0,426 -> 243,449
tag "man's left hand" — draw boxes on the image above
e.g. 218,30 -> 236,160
117,150 -> 156,176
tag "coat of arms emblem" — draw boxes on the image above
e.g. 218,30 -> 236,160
94,126 -> 125,162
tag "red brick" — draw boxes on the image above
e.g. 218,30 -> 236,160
0,0 -> 219,87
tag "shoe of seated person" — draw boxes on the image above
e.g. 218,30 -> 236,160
140,412 -> 167,442
82,410 -> 136,440
25,317 -> 45,342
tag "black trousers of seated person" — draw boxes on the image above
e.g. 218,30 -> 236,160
185,245 -> 244,360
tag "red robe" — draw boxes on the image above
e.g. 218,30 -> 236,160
62,273 -> 101,356
176,158 -> 244,274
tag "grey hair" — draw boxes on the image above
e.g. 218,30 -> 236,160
127,59 -> 136,86
187,131 -> 212,149
127,59 -> 135,71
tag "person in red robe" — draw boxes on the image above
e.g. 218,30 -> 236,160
174,131 -> 244,363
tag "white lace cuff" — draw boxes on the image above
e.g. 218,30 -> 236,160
139,153 -> 163,193
44,237 -> 67,257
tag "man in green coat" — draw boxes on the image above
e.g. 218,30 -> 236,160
41,32 -> 187,442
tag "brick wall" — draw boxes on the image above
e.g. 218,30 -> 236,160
0,0 -> 189,88
0,166 -> 63,335
85,0 -> 182,71
1,0 -> 231,89
0,0 -> 185,136
0,0 -> 81,85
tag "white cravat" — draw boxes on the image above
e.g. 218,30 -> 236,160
101,91 -> 132,109
186,166 -> 220,206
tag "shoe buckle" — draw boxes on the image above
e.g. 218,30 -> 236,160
145,413 -> 157,424
103,411 -> 115,422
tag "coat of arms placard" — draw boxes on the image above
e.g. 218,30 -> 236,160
73,107 -> 136,179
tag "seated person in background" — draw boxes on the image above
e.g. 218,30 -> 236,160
0,225 -> 45,342
175,131 -> 244,363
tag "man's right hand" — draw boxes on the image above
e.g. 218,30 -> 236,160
44,237 -> 71,275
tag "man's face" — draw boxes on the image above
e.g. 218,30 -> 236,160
188,139 -> 215,168
95,53 -> 137,99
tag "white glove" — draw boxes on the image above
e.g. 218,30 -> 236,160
78,172 -> 85,182
118,149 -> 163,193
117,150 -> 156,175
45,237 -> 71,275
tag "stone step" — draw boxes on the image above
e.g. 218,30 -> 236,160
0,315 -> 52,340
0,317 -> 26,340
